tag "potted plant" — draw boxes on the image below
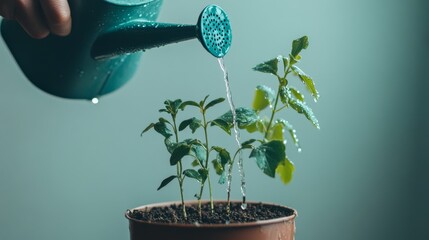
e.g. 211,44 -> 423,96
126,36 -> 319,240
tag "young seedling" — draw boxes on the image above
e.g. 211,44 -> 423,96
142,96 -> 228,218
141,36 -> 319,221
142,99 -> 189,219
211,35 -> 320,211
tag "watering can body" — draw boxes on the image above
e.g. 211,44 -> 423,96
1,0 -> 163,100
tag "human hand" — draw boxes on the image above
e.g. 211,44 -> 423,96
0,0 -> 71,39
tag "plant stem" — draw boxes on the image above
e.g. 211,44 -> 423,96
226,149 -> 240,215
173,116 -> 187,219
264,83 -> 282,139
264,65 -> 292,139
202,112 -> 214,213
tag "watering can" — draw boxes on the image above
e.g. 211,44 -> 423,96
0,0 -> 232,100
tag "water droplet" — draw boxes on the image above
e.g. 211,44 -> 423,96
241,203 -> 247,210
297,147 -> 302,153
91,98 -> 99,105
225,220 -> 230,224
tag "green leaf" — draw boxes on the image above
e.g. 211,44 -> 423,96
289,87 -> 304,102
288,98 -> 320,129
183,169 -> 202,182
211,119 -> 231,135
291,36 -> 309,58
282,56 -> 289,72
252,85 -> 275,112
179,100 -> 200,110
141,123 -> 155,136
205,97 -> 225,110
241,139 -> 257,148
291,65 -> 319,101
199,95 -> 210,108
157,175 -> 177,190
267,122 -> 284,141
218,171 -> 227,184
212,146 -> 231,166
164,99 -> 183,115
249,140 -> 285,177
276,158 -> 295,184
191,144 -> 206,165
154,121 -> 173,138
212,159 -> 224,175
164,138 -> 178,154
279,86 -> 290,105
253,58 -> 278,75
191,159 -> 200,167
198,168 -> 209,183
170,144 -> 191,165
179,117 -> 202,133
277,119 -> 300,150
212,107 -> 258,130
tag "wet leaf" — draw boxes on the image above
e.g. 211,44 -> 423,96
276,158 -> 295,184
288,98 -> 320,129
291,36 -> 309,58
252,85 -> 275,112
253,58 -> 278,75
157,175 -> 177,190
170,144 -> 191,165
267,122 -> 284,141
277,119 -> 300,149
212,107 -> 258,130
289,87 -> 304,102
249,140 -> 285,177
291,65 -> 319,101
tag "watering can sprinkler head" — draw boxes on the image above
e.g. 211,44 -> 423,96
1,1 -> 232,100
91,5 -> 232,60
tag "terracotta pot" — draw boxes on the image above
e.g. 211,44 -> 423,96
125,201 -> 297,240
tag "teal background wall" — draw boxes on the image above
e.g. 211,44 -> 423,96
0,0 -> 427,239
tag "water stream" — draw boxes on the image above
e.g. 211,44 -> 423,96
217,58 -> 247,210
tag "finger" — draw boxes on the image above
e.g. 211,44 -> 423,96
39,0 -> 71,36
0,0 -> 16,19
14,0 -> 49,39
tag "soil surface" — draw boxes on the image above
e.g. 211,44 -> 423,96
128,202 -> 295,224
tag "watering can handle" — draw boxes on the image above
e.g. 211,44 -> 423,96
0,0 -> 72,38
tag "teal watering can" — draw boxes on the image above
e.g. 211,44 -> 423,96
0,0 -> 232,100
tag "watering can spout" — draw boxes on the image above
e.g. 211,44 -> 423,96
0,1 -> 232,100
92,5 -> 232,60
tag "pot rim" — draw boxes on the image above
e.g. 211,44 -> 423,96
125,200 -> 297,228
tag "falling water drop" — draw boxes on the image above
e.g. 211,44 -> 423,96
297,147 -> 302,153
91,98 -> 99,105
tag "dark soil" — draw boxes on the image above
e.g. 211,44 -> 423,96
128,202 -> 295,224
